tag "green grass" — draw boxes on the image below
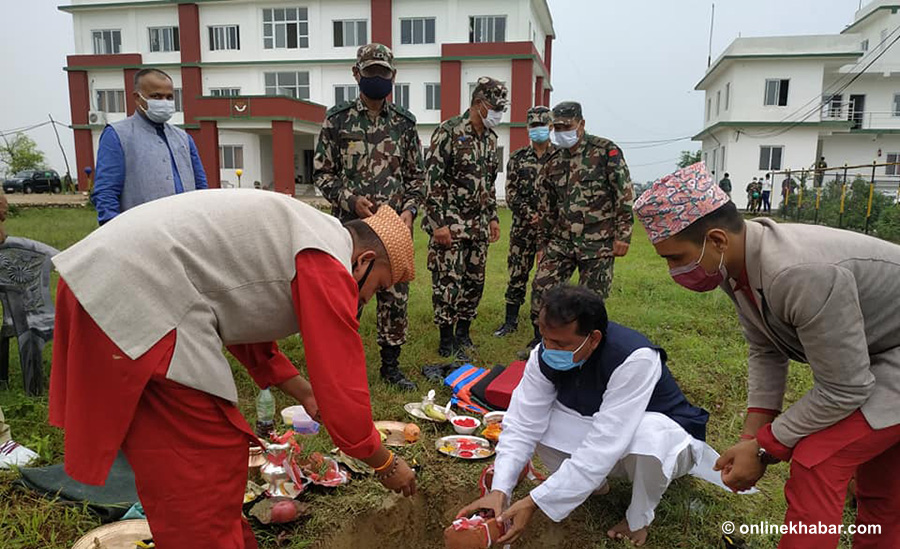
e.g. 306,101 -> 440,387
0,205 -> 854,548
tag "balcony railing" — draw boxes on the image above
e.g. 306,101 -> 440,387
821,103 -> 900,130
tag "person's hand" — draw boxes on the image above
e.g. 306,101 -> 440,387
497,495 -> 538,544
714,440 -> 766,492
353,196 -> 376,219
300,393 -> 320,423
455,490 -> 506,520
613,240 -> 630,257
379,456 -> 417,497
400,210 -> 414,230
433,226 -> 452,247
489,220 -> 501,243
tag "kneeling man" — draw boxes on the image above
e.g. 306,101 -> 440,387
458,285 -> 719,546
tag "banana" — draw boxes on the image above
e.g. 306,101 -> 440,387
423,403 -> 447,422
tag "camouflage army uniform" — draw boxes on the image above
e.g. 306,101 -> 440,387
313,45 -> 424,349
504,110 -> 554,308
530,102 -> 635,327
422,78 -> 505,328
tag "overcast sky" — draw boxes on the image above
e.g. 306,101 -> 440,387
0,0 -> 862,183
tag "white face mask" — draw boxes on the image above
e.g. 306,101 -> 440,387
551,129 -> 579,149
139,94 -> 176,124
483,108 -> 503,129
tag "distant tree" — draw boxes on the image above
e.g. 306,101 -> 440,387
677,150 -> 702,169
0,133 -> 46,177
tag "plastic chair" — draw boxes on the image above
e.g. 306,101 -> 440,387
0,237 -> 59,395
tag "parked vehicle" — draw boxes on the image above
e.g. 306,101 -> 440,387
3,170 -> 63,194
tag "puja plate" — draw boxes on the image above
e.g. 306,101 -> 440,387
435,435 -> 495,460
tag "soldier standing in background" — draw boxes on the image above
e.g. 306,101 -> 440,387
527,101 -> 635,349
314,43 -> 424,390
422,77 -> 506,358
494,106 -> 554,337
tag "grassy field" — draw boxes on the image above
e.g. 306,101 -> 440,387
0,205 -> 853,548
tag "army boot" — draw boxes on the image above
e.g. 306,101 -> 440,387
518,325 -> 542,360
493,304 -> 519,337
455,320 -> 475,361
438,324 -> 455,357
380,345 -> 416,391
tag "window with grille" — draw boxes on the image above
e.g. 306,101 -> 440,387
264,71 -> 310,100
334,85 -> 359,105
220,145 -> 244,170
334,20 -> 367,47
759,146 -> 784,171
425,83 -> 441,110
92,29 -> 122,54
400,18 -> 436,44
209,25 -> 240,50
394,84 -> 410,109
469,15 -> 506,43
174,89 -> 183,112
210,88 -> 241,97
764,79 -> 790,106
263,8 -> 309,49
149,26 -> 179,52
96,90 -> 125,113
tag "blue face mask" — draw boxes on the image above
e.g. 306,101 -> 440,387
528,126 -> 550,143
541,335 -> 591,371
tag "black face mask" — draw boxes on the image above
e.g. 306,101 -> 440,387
358,75 -> 393,100
354,260 -> 375,319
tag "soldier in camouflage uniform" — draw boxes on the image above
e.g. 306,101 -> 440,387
422,77 -> 507,358
527,101 -> 635,348
313,43 -> 424,390
494,106 -> 554,337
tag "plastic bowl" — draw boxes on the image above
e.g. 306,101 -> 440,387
483,411 -> 506,425
280,405 -> 306,426
451,416 -> 482,435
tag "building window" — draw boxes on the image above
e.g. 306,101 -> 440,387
893,93 -> 900,117
764,79 -> 789,106
716,90 -> 721,116
725,83 -> 730,111
469,15 -> 506,43
825,94 -> 843,118
759,146 -> 784,171
220,145 -> 244,170
394,84 -> 410,110
862,39 -> 869,51
96,90 -> 125,113
334,84 -> 359,104
425,83 -> 441,110
174,88 -> 183,112
334,20 -> 367,48
886,153 -> 899,175
710,147 -> 717,175
149,26 -> 179,52
209,25 -> 240,51
264,71 -> 310,100
497,146 -> 504,172
400,18 -> 435,44
707,98 -> 711,121
263,8 -> 309,49
210,88 -> 241,97
92,29 -> 122,55
720,146 -> 726,173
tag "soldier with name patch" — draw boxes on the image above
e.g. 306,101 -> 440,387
494,106 -> 554,338
314,43 -> 424,390
422,77 -> 506,359
527,101 -> 635,349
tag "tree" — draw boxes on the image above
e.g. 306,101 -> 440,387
0,133 -> 46,177
677,150 -> 702,169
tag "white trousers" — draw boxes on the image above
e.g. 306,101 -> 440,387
535,440 -> 695,531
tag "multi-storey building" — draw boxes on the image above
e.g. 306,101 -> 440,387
61,0 -> 555,196
695,0 -> 900,208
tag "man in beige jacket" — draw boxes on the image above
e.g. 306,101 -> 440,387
635,163 -> 900,549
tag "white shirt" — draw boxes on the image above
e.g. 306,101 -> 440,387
491,346 -> 663,521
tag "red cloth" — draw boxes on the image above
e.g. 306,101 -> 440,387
484,360 -> 527,410
122,363 -> 259,549
50,249 -> 380,487
775,411 -> 900,549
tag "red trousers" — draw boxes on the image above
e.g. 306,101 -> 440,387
51,280 -> 259,548
779,411 -> 900,549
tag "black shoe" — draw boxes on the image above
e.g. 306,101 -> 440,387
455,320 -> 475,351
517,326 -> 542,360
493,304 -> 520,337
438,324 -> 455,357
380,345 -> 417,391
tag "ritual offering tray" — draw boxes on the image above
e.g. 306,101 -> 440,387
436,435 -> 494,460
375,421 -> 421,446
404,402 -> 456,423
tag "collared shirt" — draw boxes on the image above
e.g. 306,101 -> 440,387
93,120 -> 208,224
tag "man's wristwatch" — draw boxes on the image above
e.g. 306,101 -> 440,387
757,446 -> 780,466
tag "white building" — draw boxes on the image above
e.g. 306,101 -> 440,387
695,0 -> 900,209
61,0 -> 555,196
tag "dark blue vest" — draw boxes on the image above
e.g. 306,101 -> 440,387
539,322 -> 709,441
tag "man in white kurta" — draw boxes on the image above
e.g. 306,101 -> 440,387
458,285 -> 728,546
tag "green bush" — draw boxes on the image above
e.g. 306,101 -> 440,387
876,204 -> 900,243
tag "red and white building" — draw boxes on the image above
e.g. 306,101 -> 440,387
61,0 -> 555,196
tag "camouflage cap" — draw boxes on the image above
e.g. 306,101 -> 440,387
356,43 -> 394,71
472,77 -> 509,110
526,106 -> 552,126
552,101 -> 583,125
